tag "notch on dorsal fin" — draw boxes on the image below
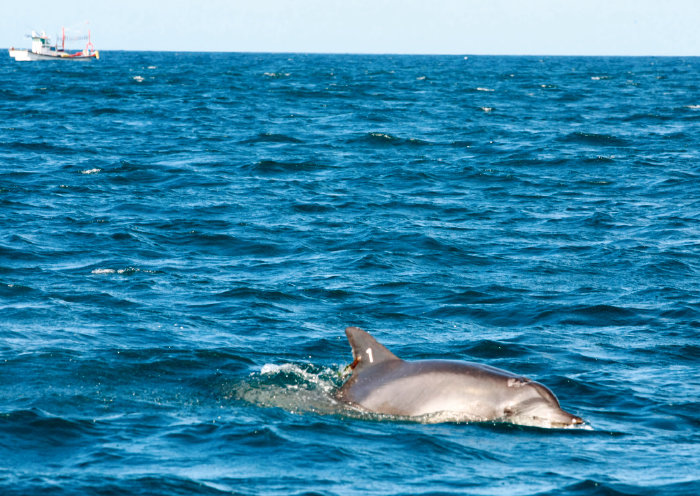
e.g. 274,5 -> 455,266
345,326 -> 400,374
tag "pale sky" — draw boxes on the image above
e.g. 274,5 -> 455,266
3,0 -> 699,55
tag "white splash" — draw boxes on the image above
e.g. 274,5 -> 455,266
91,268 -> 115,275
91,267 -> 150,275
259,363 -> 334,393
225,363 -> 346,416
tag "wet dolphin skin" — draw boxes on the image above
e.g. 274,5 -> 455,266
336,327 -> 585,428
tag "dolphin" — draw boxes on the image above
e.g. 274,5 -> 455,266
336,327 -> 585,428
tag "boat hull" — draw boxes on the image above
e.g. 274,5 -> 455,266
9,48 -> 99,61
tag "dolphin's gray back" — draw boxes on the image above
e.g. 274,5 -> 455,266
338,359 -> 536,419
336,327 -> 582,427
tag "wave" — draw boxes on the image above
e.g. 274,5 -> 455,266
1,408 -> 100,445
560,131 -> 630,146
0,474 -> 235,496
90,266 -> 160,276
622,112 -> 674,122
456,339 -> 533,360
349,132 -> 432,147
216,287 -> 303,304
238,133 -> 303,144
533,478 -> 700,496
245,159 -> 329,174
558,304 -> 644,327
91,107 -> 122,116
0,140 -> 93,154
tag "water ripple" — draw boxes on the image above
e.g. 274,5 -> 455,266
0,53 -> 698,496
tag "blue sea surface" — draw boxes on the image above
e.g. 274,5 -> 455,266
1,52 -> 699,495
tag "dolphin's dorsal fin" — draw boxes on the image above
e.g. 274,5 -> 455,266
345,327 -> 400,373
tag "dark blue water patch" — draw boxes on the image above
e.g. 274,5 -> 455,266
239,133 -> 304,145
0,408 -> 101,447
245,159 -> 332,174
457,339 -> 534,359
0,475 -> 238,496
560,132 -> 631,147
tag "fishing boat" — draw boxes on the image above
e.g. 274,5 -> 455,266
8,28 -> 99,61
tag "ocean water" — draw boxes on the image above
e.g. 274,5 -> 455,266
1,52 -> 699,495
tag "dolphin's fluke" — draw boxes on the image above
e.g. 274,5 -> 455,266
345,327 -> 400,373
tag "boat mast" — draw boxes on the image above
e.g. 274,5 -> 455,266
85,29 -> 95,55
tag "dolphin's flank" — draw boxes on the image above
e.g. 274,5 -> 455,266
335,326 -> 585,429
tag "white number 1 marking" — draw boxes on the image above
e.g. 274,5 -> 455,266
366,347 -> 374,363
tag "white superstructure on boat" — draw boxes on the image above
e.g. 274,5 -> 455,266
9,29 -> 99,61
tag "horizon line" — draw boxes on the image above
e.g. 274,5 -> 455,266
5,48 -> 697,58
